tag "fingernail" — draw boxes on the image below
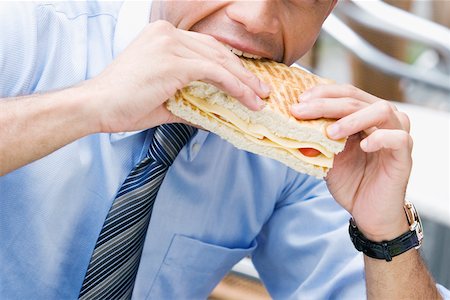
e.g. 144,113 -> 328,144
256,96 -> 266,109
327,123 -> 340,139
360,139 -> 368,150
260,81 -> 271,95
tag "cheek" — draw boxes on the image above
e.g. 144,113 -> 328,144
283,17 -> 326,64
281,0 -> 334,63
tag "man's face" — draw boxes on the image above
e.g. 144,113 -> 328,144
150,0 -> 336,65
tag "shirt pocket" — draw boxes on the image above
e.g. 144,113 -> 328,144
147,234 -> 257,299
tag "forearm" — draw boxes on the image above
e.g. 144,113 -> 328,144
365,249 -> 441,299
359,208 -> 441,299
0,84 -> 98,176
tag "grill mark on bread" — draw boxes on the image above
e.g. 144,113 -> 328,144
240,57 -> 337,129
166,58 -> 345,178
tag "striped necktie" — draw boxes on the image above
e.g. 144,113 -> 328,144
79,123 -> 197,299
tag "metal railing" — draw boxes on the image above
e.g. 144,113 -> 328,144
322,0 -> 450,92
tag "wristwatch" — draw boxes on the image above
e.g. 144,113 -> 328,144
349,201 -> 424,262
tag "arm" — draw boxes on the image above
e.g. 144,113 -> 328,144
0,20 -> 270,176
291,84 -> 443,299
365,250 -> 440,299
0,85 -> 101,176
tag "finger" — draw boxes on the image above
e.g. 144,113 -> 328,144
182,57 -> 266,111
363,126 -> 378,136
301,84 -> 387,106
326,100 -> 403,140
360,129 -> 413,160
179,30 -> 271,99
290,97 -> 368,119
396,111 -> 411,132
167,42 -> 266,111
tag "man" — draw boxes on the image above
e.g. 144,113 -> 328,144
0,1 -> 448,299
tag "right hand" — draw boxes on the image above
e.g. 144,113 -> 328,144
84,20 -> 270,133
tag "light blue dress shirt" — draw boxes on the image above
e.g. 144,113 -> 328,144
1,1 -> 449,299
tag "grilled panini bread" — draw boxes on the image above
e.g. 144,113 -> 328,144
166,58 -> 346,178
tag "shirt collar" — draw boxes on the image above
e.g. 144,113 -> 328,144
129,128 -> 210,163
113,0 -> 152,58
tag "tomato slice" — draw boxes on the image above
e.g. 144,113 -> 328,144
299,148 -> 321,157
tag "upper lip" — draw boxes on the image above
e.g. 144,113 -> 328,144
208,34 -> 273,60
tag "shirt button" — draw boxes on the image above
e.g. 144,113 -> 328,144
192,143 -> 201,155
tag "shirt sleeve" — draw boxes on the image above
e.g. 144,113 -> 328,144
252,173 -> 365,299
0,2 -> 38,97
438,284 -> 450,299
252,171 -> 450,299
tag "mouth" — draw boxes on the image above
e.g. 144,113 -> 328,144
202,33 -> 274,60
222,44 -> 263,60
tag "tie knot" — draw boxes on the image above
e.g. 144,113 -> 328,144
148,124 -> 197,166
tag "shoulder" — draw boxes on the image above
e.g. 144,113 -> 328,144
0,1 -> 122,35
32,1 -> 123,20
0,3 -> 39,96
0,1 -> 122,20
0,1 -> 123,96
0,2 -> 36,38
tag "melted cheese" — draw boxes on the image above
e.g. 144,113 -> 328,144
181,91 -> 333,168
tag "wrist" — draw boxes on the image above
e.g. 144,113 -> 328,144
349,201 -> 424,262
357,218 -> 410,242
69,80 -> 105,135
54,83 -> 102,137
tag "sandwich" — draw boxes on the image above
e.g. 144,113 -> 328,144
166,58 -> 346,178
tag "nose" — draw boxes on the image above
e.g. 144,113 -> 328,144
226,1 -> 280,35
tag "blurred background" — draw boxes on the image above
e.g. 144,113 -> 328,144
210,0 -> 450,298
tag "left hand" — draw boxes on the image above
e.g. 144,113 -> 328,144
291,84 -> 413,241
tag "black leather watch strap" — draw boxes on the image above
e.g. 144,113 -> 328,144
348,218 -> 420,262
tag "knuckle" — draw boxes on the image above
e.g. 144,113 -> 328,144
345,97 -> 363,110
377,100 -> 394,115
401,133 -> 413,151
216,51 -> 230,67
306,85 -> 320,96
151,20 -> 173,31
390,102 -> 399,111
237,84 -> 251,100
155,34 -> 175,48
312,99 -> 325,111
397,111 -> 411,130
343,84 -> 359,97
387,101 -> 398,112
242,69 -> 257,83
398,130 -> 411,145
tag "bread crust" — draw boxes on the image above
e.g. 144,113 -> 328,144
166,58 -> 346,178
